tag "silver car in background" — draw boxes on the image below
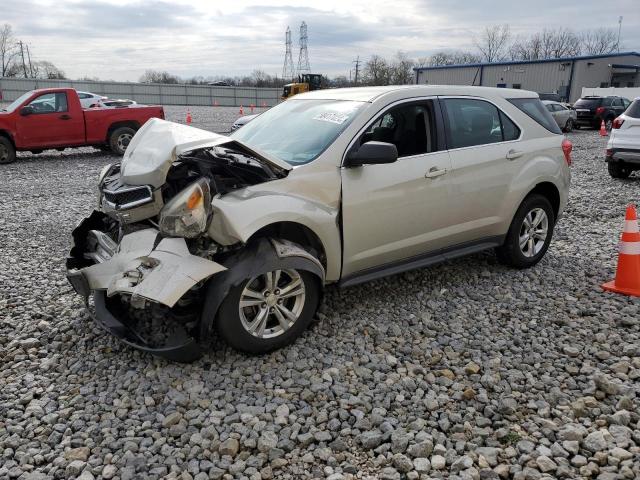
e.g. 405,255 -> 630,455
543,100 -> 577,132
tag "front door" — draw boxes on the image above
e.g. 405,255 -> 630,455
341,99 -> 453,277
16,92 -> 84,148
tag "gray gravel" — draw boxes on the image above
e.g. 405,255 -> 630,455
1,124 -> 639,480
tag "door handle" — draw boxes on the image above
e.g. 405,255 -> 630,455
425,167 -> 447,178
59,114 -> 71,120
505,149 -> 524,160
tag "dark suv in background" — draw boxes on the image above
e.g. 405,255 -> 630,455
574,96 -> 631,130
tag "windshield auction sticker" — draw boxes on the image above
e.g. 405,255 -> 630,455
312,112 -> 351,124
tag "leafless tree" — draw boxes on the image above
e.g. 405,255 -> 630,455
388,51 -> 414,84
362,55 -> 390,86
1,23 -> 19,77
428,50 -> 481,66
31,61 -> 65,79
139,69 -> 180,84
475,25 -> 511,62
540,28 -> 581,58
581,28 -> 619,55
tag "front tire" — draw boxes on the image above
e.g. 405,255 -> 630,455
216,268 -> 321,354
608,162 -> 632,179
0,136 -> 16,165
496,194 -> 555,268
109,127 -> 136,155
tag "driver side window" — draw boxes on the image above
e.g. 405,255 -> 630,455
27,92 -> 68,114
359,101 -> 437,158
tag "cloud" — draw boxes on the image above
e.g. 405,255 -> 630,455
2,0 -> 638,81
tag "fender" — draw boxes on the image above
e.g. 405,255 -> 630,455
209,190 -> 342,281
501,150 -> 569,230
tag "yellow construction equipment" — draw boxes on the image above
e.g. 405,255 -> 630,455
281,73 -> 323,100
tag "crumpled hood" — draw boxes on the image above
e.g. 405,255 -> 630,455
120,118 -> 291,187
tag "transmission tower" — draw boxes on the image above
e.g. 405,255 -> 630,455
282,26 -> 295,81
297,21 -> 310,76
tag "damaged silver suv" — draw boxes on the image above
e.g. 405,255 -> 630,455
67,86 -> 571,361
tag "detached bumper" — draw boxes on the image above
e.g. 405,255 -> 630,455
66,211 -> 226,362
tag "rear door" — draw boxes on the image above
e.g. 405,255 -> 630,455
439,96 -> 523,244
16,92 -> 85,147
340,98 -> 454,276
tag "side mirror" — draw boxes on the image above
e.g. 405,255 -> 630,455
344,141 -> 398,167
19,106 -> 34,116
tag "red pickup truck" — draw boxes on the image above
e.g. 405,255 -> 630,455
0,88 -> 164,164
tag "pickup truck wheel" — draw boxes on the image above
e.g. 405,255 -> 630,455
495,194 -> 555,269
608,162 -> 632,179
109,127 -> 135,155
0,137 -> 16,165
216,266 -> 321,354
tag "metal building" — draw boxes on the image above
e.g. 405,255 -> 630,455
414,52 -> 640,103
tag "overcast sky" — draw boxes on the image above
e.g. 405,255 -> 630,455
4,0 -> 639,82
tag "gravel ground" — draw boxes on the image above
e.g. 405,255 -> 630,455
0,126 -> 639,480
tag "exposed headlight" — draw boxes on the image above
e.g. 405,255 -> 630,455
159,179 -> 211,238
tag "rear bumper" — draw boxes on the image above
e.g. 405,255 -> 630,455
606,148 -> 640,166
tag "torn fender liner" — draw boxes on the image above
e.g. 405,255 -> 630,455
79,229 -> 226,307
91,291 -> 202,363
199,238 -> 325,340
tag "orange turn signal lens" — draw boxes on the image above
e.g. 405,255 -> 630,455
186,189 -> 203,210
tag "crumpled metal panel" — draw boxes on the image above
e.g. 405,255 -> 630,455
79,228 -> 226,307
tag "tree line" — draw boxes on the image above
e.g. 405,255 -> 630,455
0,24 -> 65,79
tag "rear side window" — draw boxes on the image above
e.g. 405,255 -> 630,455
508,98 -> 562,134
442,98 -> 520,149
574,98 -> 601,109
625,99 -> 640,119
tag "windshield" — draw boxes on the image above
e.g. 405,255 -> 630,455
2,91 -> 33,112
230,99 -> 365,165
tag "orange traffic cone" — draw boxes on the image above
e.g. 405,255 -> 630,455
599,119 -> 608,136
239,105 -> 244,115
250,104 -> 254,113
186,110 -> 192,124
262,101 -> 267,108
213,100 -> 218,107
602,204 -> 640,297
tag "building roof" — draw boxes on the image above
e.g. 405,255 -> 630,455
296,84 -> 535,102
414,51 -> 640,72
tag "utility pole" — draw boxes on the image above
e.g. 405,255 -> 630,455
19,41 -> 28,78
617,16 -> 623,53
25,43 -> 34,78
352,56 -> 360,85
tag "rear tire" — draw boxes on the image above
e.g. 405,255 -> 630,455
608,162 -> 632,179
496,194 -> 555,269
0,136 -> 16,165
109,127 -> 136,155
564,119 -> 574,133
216,265 -> 321,354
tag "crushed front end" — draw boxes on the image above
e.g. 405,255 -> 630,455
65,119 -> 289,361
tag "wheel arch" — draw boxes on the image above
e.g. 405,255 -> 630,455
526,181 -> 560,220
246,221 -> 328,272
106,121 -> 140,143
0,130 -> 15,147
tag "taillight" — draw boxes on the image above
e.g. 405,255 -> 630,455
612,117 -> 624,129
562,138 -> 573,166
595,107 -> 605,116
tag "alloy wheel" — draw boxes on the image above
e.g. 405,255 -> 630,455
519,208 -> 549,258
239,269 -> 306,339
